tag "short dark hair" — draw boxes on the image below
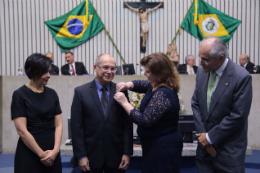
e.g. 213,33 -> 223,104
25,53 -> 52,80
65,51 -> 74,56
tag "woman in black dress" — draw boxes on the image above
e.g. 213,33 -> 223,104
114,52 -> 183,173
11,53 -> 63,173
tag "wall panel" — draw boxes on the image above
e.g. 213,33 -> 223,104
0,0 -> 259,75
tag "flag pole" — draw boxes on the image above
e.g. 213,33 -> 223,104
166,0 -> 195,55
90,1 -> 126,64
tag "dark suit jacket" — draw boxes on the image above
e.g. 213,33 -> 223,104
245,61 -> 255,74
177,64 -> 198,74
191,59 -> 252,167
71,80 -> 133,169
61,62 -> 88,75
50,64 -> 59,75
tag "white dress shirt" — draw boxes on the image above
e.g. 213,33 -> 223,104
69,62 -> 77,75
186,65 -> 195,75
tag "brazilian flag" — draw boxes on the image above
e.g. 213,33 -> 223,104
45,0 -> 105,52
181,0 -> 241,43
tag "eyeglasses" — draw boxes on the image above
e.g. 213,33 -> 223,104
96,65 -> 118,72
197,56 -> 211,64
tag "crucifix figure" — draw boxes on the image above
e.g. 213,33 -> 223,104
124,0 -> 163,52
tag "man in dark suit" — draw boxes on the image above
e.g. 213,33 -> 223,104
71,54 -> 133,173
239,54 -> 255,74
177,55 -> 198,75
46,52 -> 59,75
61,51 -> 88,75
192,37 -> 252,173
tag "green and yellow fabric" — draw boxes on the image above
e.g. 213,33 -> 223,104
45,0 -> 105,52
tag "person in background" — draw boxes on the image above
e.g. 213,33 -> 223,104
178,55 -> 198,75
114,52 -> 183,173
71,53 -> 133,173
11,53 -> 63,173
192,37 -> 252,172
61,51 -> 88,75
167,43 -> 179,67
46,52 -> 59,75
239,54 -> 255,74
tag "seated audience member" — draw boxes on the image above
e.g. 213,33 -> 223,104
239,54 -> 255,74
61,51 -> 88,75
178,55 -> 198,75
46,52 -> 59,75
167,43 -> 179,67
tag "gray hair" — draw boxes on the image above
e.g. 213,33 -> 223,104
203,36 -> 229,59
95,54 -> 106,65
185,55 -> 194,63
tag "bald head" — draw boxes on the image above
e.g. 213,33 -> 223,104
239,54 -> 249,66
95,54 -> 116,65
198,37 -> 227,72
45,52 -> 54,61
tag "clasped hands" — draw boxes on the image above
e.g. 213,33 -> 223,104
40,149 -> 58,167
196,133 -> 217,157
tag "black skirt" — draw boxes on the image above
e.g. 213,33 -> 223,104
141,130 -> 183,173
14,125 -> 62,173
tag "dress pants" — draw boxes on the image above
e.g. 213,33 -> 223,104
196,154 -> 245,173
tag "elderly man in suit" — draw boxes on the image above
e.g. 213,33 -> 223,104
239,54 -> 255,74
45,52 -> 59,75
71,54 -> 133,173
177,55 -> 198,75
61,51 -> 88,75
192,37 -> 252,173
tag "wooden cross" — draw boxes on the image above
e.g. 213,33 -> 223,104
124,0 -> 164,53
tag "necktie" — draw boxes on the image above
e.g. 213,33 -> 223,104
207,72 -> 217,110
189,66 -> 193,75
71,64 -> 75,76
101,86 -> 109,116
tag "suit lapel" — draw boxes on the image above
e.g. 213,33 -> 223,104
90,80 -> 106,119
104,82 -> 116,121
208,60 -> 233,118
201,72 -> 210,116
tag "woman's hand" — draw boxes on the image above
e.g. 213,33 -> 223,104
116,82 -> 134,92
40,150 -> 58,167
114,92 -> 128,106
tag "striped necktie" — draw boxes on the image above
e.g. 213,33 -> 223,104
207,72 -> 217,110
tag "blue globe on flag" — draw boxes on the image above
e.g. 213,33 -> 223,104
67,19 -> 84,35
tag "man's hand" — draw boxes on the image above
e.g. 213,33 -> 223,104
119,155 -> 130,170
196,133 -> 210,148
205,145 -> 217,157
159,2 -> 163,6
124,2 -> 128,6
78,157 -> 90,172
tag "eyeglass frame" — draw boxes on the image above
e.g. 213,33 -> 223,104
96,64 -> 118,72
197,56 -> 211,64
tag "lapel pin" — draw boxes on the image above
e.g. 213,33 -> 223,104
226,83 -> 228,86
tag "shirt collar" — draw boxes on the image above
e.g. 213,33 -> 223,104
95,78 -> 110,91
244,62 -> 248,68
70,62 -> 75,67
215,58 -> 229,77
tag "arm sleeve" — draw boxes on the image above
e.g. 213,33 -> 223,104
81,63 -> 88,74
122,90 -> 133,155
130,80 -> 150,93
129,90 -> 172,127
208,74 -> 252,145
54,91 -> 62,115
191,68 -> 207,133
11,91 -> 26,119
71,88 -> 87,158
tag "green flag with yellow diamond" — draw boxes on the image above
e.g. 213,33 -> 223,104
181,0 -> 241,43
45,0 -> 105,52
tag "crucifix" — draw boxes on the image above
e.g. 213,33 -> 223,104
124,0 -> 164,53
